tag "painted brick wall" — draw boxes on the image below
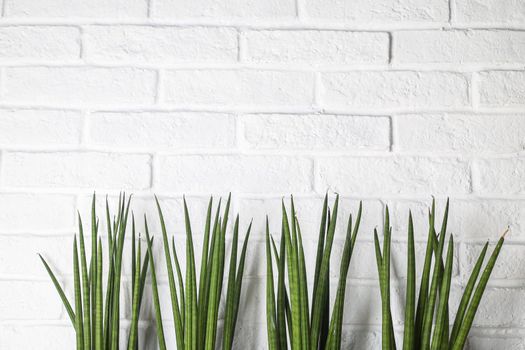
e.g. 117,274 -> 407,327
0,0 -> 524,348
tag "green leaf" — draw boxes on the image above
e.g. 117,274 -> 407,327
39,255 -> 75,326
414,203 -> 435,348
145,216 -> 167,350
402,212 -> 415,350
448,242 -> 488,347
310,195 -> 339,349
431,235 -> 454,350
183,198 -> 198,350
421,201 -> 448,350
73,235 -> 85,350
266,221 -> 279,350
451,230 -> 507,350
78,214 -> 91,350
155,196 -> 184,349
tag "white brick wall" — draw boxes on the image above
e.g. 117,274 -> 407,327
0,1 -> 523,349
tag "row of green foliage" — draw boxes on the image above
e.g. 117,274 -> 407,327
41,194 -> 506,349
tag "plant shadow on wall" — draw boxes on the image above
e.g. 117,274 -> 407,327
40,193 -> 508,349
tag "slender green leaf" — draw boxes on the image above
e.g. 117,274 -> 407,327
451,230 -> 507,350
403,212 -> 416,350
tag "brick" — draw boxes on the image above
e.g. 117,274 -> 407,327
0,235 -> 72,277
235,279 -> 387,326
85,26 -> 238,63
0,194 -> 76,232
389,199 -> 450,239
229,322 -> 269,350
153,0 -> 295,19
305,0 -> 448,22
334,240 -> 458,280
461,243 -> 525,281
342,284 -> 388,325
163,69 -> 314,107
476,158 -> 525,194
0,26 -> 79,61
238,196 -> 382,240
321,71 -> 469,110
394,30 -> 525,64
474,288 -> 525,327
4,67 -> 156,106
0,109 -> 82,147
3,152 -> 151,189
156,155 -> 313,193
242,114 -> 390,150
238,196 -> 323,238
0,325 -> 75,349
467,336 -> 525,350
317,156 -> 471,195
391,199 -> 525,240
396,114 -> 525,153
0,281 -> 62,320
89,111 -> 235,150
77,193 -> 215,240
455,0 -> 525,24
4,0 -> 147,18
339,329 -> 381,348
244,30 -> 389,65
478,71 -> 525,108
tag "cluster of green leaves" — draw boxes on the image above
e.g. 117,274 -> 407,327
266,194 -> 362,350
374,200 -> 507,350
40,194 -> 150,350
147,194 -> 252,350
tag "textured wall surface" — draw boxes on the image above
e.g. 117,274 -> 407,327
0,0 -> 524,349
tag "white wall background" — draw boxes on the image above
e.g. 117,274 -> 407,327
0,0 -> 525,348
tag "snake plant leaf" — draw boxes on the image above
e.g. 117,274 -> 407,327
431,235 -> 454,350
95,237 -> 103,350
198,199 -> 222,350
223,216 -> 240,350
145,216 -> 167,350
267,195 -> 362,350
39,254 -> 75,326
377,199 -> 505,350
78,214 -> 91,350
266,221 -> 279,350
205,215 -> 224,350
282,199 -> 302,350
149,195 -> 248,350
90,194 -> 98,349
274,229 -> 288,350
183,198 -> 198,350
310,195 -> 339,349
73,235 -> 85,350
43,194 -> 148,350
127,234 -> 142,350
421,203 -> 447,350
414,206 -> 435,348
154,196 -> 184,349
451,229 -> 508,350
312,193 -> 328,326
402,212 -> 415,350
448,242 -> 488,347
295,217 -> 310,350
327,208 -> 361,350
229,221 -> 252,350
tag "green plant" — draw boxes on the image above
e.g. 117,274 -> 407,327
374,199 -> 507,350
146,194 -> 252,350
266,194 -> 362,350
40,194 -> 150,350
